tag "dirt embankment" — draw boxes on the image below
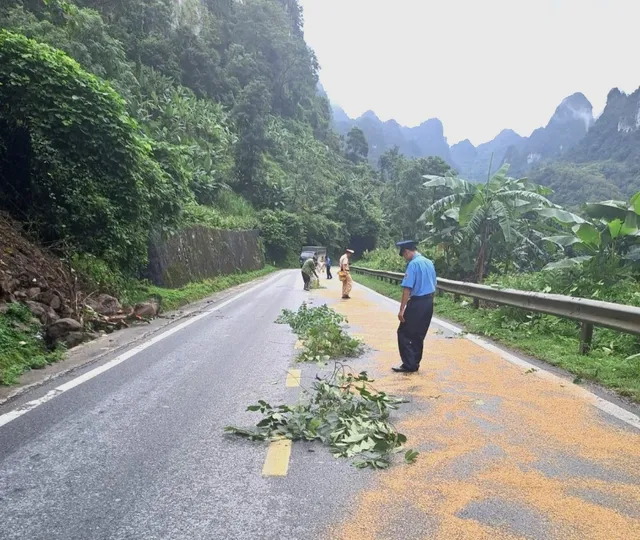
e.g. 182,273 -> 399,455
0,213 -> 157,349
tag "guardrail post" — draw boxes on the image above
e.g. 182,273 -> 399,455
473,297 -> 480,309
579,322 -> 593,355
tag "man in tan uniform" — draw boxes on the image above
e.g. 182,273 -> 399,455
339,248 -> 354,299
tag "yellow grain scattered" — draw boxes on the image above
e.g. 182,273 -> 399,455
315,283 -> 640,540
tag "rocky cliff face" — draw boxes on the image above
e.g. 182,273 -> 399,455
503,92 -> 594,175
568,87 -> 640,163
529,87 -> 640,205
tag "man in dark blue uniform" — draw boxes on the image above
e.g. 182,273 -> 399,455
393,241 -> 437,373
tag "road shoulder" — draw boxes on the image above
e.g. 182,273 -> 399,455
0,270 -> 285,406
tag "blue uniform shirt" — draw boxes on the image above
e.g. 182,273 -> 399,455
401,253 -> 437,297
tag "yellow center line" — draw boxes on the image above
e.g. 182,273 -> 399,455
285,369 -> 301,387
262,439 -> 292,476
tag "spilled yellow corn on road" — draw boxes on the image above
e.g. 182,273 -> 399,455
317,277 -> 640,540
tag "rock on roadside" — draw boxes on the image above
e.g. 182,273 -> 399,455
46,318 -> 83,341
85,294 -> 121,316
133,302 -> 160,319
62,331 -> 101,349
25,300 -> 59,325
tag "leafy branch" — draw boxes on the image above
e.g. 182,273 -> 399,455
276,303 -> 362,362
225,364 -> 418,469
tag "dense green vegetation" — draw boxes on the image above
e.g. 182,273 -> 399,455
0,0 -> 385,274
529,163 -> 625,208
0,303 -> 63,385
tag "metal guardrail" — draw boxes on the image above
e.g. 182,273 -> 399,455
351,266 -> 640,355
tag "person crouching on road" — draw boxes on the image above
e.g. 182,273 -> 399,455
393,241 -> 437,373
301,255 -> 319,291
339,248 -> 354,299
325,255 -> 333,280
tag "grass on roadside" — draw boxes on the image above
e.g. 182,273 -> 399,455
353,273 -> 640,402
131,266 -> 278,312
0,304 -> 63,385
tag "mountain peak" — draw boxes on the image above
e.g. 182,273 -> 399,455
551,92 -> 594,129
452,139 -> 475,150
560,92 -> 592,109
497,128 -> 521,138
331,105 -> 350,124
418,117 -> 443,128
358,110 -> 380,122
491,129 -> 523,146
415,118 -> 444,138
606,87 -> 624,103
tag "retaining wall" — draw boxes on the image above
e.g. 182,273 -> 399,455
148,227 -> 264,288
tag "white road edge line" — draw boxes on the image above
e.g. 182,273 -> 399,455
0,272 -> 287,429
356,281 -> 640,431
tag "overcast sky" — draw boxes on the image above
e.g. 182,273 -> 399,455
299,0 -> 639,146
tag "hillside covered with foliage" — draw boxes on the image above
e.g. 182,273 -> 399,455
0,0 -> 389,272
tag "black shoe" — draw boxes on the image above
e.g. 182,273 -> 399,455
392,365 -> 418,373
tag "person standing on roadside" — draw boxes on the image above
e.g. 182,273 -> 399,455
301,254 -> 319,291
339,248 -> 354,299
393,241 -> 436,373
325,255 -> 333,280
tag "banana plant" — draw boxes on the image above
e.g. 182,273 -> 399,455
421,164 -> 553,282
541,191 -> 640,270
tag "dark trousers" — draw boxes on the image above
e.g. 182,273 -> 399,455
397,294 -> 434,371
302,271 -> 311,290
326,265 -> 332,279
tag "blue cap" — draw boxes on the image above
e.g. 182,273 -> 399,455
396,240 -> 417,255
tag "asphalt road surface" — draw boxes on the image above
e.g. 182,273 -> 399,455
1,269 -> 639,540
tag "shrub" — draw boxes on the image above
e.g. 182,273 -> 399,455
360,247 -> 406,273
0,31 -> 185,271
258,209 -> 305,264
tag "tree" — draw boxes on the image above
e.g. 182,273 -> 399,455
232,79 -> 272,203
421,165 -> 554,282
378,150 -> 450,240
345,127 -> 369,164
0,30 -> 183,270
